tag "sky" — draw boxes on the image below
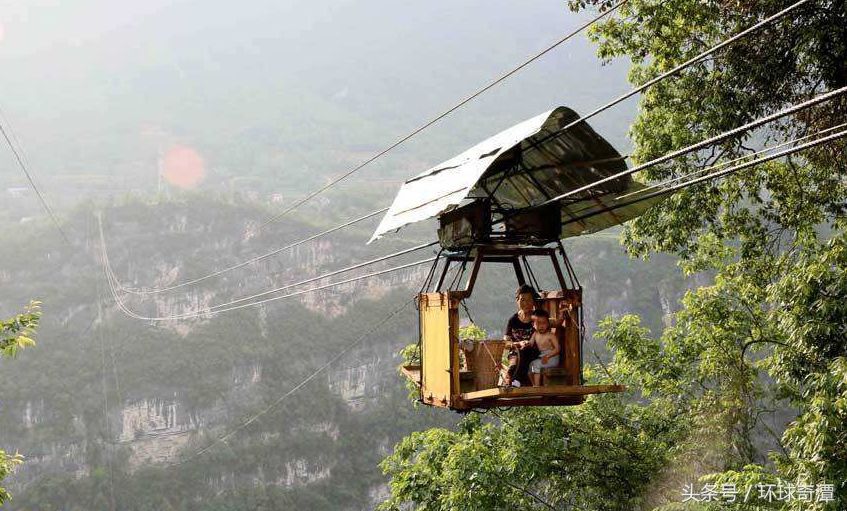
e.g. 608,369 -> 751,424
0,0 -> 636,202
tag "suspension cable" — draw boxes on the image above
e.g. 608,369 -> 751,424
559,126 -> 847,226
657,128 -> 847,195
100,0 -> 830,320
0,121 -> 70,244
614,122 -> 847,201
254,1 -> 629,232
171,297 -> 414,466
107,0 -> 810,295
482,88 -> 847,230
561,123 -> 847,220
190,241 -> 437,310
369,0 -> 814,241
101,104 -> 845,321
537,85 -> 847,208
102,122 -> 845,322
113,207 -> 389,295
101,209 -> 436,309
532,0 -> 812,150
101,214 -> 435,321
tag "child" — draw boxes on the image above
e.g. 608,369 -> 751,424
523,309 -> 560,387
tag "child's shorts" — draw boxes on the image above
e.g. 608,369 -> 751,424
529,351 -> 560,374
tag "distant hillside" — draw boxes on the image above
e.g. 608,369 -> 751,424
0,0 -> 635,214
0,196 -> 693,510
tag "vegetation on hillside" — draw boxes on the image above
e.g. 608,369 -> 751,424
0,198 -> 686,510
2,1 -> 843,508
1,302 -> 40,505
379,1 -> 847,509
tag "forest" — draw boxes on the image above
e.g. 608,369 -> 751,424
1,0 -> 846,510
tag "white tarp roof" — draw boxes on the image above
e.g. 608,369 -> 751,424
369,110 -> 553,243
370,107 -> 661,244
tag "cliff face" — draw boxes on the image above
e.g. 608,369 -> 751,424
0,199 -> 694,510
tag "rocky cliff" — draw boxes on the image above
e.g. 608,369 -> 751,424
0,197 -> 695,510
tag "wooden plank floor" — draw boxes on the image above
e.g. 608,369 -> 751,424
461,395 -> 586,408
461,384 -> 625,401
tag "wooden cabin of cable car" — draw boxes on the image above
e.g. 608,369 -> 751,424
370,106 -> 664,411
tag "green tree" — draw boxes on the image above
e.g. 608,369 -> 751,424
379,1 -> 846,509
1,301 -> 39,358
0,301 -> 40,504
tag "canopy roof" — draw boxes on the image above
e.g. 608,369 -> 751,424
369,107 -> 662,244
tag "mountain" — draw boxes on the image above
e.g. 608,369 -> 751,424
0,196 -> 695,510
0,0 -> 635,213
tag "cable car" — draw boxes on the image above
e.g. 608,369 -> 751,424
370,107 -> 663,411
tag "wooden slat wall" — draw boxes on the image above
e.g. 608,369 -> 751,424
541,291 -> 582,386
420,293 -> 459,408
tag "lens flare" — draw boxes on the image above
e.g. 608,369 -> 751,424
162,145 -> 205,189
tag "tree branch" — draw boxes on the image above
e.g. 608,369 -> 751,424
503,480 -> 558,511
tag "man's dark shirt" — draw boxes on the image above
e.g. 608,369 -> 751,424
504,313 -> 539,385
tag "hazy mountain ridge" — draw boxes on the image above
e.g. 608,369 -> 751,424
0,196 -> 693,509
0,0 -> 635,214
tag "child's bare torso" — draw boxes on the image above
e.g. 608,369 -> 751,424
532,331 -> 557,352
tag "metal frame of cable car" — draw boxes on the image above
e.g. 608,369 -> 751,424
375,107 -> 649,411
403,239 -> 625,411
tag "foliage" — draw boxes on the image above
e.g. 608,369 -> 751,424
0,301 -> 40,358
1,302 -> 40,506
580,0 -> 847,507
458,323 -> 488,341
0,451 -> 23,506
399,342 -> 423,403
380,397 -> 686,511
400,343 -> 421,367
380,0 -> 847,509
0,194 -> 684,510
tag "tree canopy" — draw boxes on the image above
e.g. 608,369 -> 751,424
1,301 -> 40,505
379,1 -> 847,509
